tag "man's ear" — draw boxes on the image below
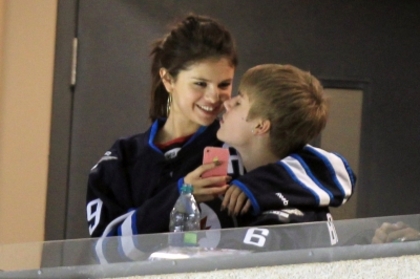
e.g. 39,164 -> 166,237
159,68 -> 174,93
255,119 -> 271,135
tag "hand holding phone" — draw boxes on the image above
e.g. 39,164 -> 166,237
201,147 -> 229,186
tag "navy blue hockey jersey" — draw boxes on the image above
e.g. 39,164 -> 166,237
233,144 -> 355,227
87,119 -> 355,240
87,119 -> 241,238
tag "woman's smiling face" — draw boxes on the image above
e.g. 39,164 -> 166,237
164,57 -> 235,127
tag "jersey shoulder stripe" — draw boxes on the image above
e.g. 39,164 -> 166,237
304,145 -> 354,203
290,153 -> 334,199
279,156 -> 331,206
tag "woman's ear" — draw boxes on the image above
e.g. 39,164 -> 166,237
159,68 -> 173,93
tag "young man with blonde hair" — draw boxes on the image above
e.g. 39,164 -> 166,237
217,64 -> 355,226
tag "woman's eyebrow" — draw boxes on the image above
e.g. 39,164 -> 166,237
191,77 -> 233,83
191,77 -> 208,81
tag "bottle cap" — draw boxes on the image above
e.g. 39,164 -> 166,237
181,183 -> 193,193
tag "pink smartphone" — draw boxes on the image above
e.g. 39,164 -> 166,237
201,147 -> 229,185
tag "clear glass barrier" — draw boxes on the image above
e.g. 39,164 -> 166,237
1,214 -> 419,278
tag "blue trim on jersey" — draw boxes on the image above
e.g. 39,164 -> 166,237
304,146 -> 346,197
148,119 -> 208,153
333,152 -> 356,188
131,209 -> 138,235
231,179 -> 261,215
148,119 -> 163,154
278,161 -> 320,204
115,209 -> 137,236
177,178 -> 184,193
290,154 -> 334,200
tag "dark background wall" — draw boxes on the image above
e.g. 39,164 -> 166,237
46,0 -> 420,240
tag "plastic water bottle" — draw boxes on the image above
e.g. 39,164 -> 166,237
169,184 -> 201,232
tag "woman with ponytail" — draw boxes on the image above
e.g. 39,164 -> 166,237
86,14 -> 240,238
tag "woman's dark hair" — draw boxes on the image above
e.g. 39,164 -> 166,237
149,14 -> 238,121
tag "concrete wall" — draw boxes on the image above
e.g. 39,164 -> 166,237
0,0 -> 57,245
118,255 -> 420,279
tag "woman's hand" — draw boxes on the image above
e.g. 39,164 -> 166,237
372,221 -> 420,244
184,162 -> 230,203
221,185 -> 251,216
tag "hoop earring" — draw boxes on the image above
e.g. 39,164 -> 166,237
166,94 -> 172,117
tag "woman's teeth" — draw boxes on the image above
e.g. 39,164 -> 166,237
198,105 -> 214,112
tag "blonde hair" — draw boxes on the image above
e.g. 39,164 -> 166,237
240,64 -> 328,158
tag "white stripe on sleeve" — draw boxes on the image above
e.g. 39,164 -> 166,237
95,211 -> 134,264
119,211 -> 146,260
281,156 -> 331,206
307,146 -> 353,203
